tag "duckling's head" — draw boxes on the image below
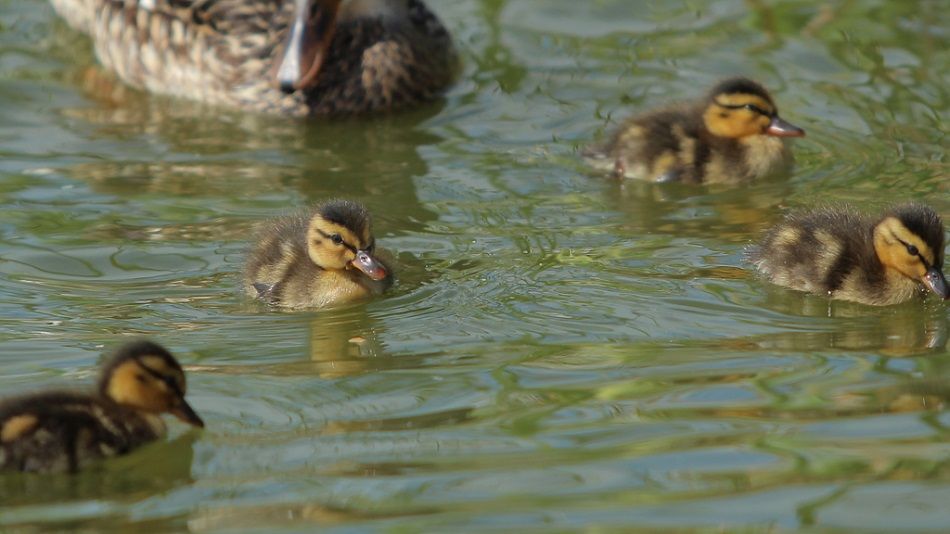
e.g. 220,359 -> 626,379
98,341 -> 204,428
873,204 -> 949,300
702,77 -> 805,140
306,200 -> 388,281
276,0 -> 410,93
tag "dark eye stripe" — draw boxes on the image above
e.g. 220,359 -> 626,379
714,100 -> 772,116
897,238 -> 930,267
137,360 -> 184,397
316,229 -> 357,253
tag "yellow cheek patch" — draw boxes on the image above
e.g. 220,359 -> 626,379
879,217 -> 936,264
704,93 -> 777,138
703,108 -> 734,137
106,360 -> 144,405
703,107 -> 761,138
310,220 -> 362,249
875,217 -> 934,279
106,360 -> 173,412
1,414 -> 38,443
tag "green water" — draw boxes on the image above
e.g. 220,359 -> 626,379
0,0 -> 948,531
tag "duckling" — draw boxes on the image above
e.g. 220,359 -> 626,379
244,199 -> 392,309
0,340 -> 203,473
751,203 -> 950,306
585,77 -> 805,184
48,0 -> 456,116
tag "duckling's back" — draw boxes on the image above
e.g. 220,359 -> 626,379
1,392 -> 164,473
586,106 -> 711,183
751,209 -> 884,298
243,213 -> 313,303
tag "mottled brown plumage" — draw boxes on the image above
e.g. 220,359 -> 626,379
48,0 -> 456,116
751,204 -> 950,306
585,77 -> 805,184
0,340 -> 203,473
244,199 -> 392,309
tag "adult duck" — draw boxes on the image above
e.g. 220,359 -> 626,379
48,0 -> 457,115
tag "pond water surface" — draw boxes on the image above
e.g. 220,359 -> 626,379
0,0 -> 949,532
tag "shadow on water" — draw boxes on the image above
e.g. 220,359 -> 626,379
56,67 -> 444,226
0,433 -> 197,530
603,175 -> 797,243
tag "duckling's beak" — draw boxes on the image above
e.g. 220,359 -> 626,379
350,250 -> 388,281
172,398 -> 205,428
922,267 -> 950,300
766,115 -> 805,137
276,0 -> 341,94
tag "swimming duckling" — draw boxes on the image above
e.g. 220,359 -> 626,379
48,0 -> 456,116
751,203 -> 950,306
244,199 -> 392,309
585,77 -> 805,184
0,340 -> 203,473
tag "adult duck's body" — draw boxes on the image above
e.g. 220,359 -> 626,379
48,0 -> 457,116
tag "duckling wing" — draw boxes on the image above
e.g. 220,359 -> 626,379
587,107 -> 705,182
1,393 -> 160,473
752,209 -> 879,296
252,282 -> 278,302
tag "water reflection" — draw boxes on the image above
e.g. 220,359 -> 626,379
308,307 -> 387,378
0,432 -> 197,509
2,0 -> 948,531
56,66 -> 445,232
709,300 -> 948,357
188,501 -> 436,532
605,177 -> 794,242
759,317 -> 947,357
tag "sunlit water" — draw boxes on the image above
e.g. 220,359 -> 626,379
0,0 -> 948,531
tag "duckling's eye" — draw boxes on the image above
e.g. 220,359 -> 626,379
135,374 -> 147,383
330,234 -> 344,245
906,244 -> 919,256
163,377 -> 181,394
744,104 -> 768,115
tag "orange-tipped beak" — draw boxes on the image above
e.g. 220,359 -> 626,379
275,0 -> 341,94
172,398 -> 205,428
923,266 -> 950,300
766,115 -> 805,137
350,250 -> 388,281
